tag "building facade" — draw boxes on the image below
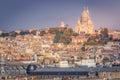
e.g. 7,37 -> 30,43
75,7 -> 95,34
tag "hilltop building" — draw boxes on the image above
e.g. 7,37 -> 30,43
48,22 -> 70,32
75,7 -> 95,34
60,21 -> 65,27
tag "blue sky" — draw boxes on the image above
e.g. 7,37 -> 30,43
0,0 -> 120,31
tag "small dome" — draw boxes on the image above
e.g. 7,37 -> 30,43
60,21 -> 65,27
26,64 -> 37,73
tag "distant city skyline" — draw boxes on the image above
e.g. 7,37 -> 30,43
0,0 -> 120,31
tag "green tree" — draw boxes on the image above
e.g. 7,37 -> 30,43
54,31 -> 60,43
72,32 -> 79,37
20,31 -> 29,35
53,27 -> 73,44
48,29 -> 58,34
40,30 -> 46,36
1,33 -> 9,37
11,32 -> 18,37
84,42 -> 97,45
99,28 -> 109,44
81,46 -> 85,51
109,35 -> 113,41
60,27 -> 72,44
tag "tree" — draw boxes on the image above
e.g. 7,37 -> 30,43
11,32 -> 18,37
78,56 -> 83,60
0,33 -> 9,37
31,30 -> 36,35
81,46 -> 85,51
54,31 -> 60,43
20,31 -> 29,35
99,28 -> 109,44
84,42 -> 97,45
72,32 -> 79,37
48,29 -> 58,34
109,35 -> 113,41
53,27 -> 73,44
60,27 -> 72,44
40,30 -> 46,36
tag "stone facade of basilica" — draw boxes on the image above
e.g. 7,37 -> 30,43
75,8 -> 95,34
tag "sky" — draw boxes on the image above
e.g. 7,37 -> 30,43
0,0 -> 120,31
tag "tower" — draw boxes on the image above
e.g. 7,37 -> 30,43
75,7 -> 95,34
60,21 -> 65,27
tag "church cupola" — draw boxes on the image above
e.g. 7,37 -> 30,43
75,7 -> 95,34
81,7 -> 90,24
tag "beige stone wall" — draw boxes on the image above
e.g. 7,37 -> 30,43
75,8 -> 95,34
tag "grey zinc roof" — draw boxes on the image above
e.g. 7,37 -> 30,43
29,66 -> 120,73
99,67 -> 120,72
34,67 -> 90,72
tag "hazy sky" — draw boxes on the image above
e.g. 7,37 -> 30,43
0,0 -> 120,31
